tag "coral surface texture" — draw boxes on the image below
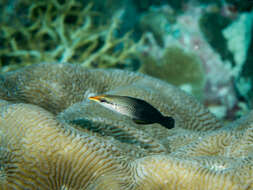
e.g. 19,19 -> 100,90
0,63 -> 252,190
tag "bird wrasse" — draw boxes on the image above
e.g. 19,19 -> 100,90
89,94 -> 175,129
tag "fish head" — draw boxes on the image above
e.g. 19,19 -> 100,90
88,95 -> 130,116
89,95 -> 108,103
89,95 -> 117,110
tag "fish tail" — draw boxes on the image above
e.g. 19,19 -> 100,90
160,116 -> 175,129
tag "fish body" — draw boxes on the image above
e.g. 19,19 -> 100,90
89,95 -> 175,129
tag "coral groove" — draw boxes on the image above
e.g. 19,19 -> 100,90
0,63 -> 252,189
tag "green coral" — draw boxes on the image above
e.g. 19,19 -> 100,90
0,0 -> 138,71
139,46 -> 205,100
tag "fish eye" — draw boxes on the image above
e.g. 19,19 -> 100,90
100,98 -> 107,103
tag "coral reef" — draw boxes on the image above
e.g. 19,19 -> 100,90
138,4 -> 243,120
223,12 -> 253,108
240,35 -> 253,108
0,0 -> 138,71
1,0 -> 252,121
222,12 -> 253,68
0,63 -> 252,189
199,11 -> 234,64
138,5 -> 175,46
139,46 -> 205,100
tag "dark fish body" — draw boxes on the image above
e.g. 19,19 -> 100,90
89,95 -> 175,129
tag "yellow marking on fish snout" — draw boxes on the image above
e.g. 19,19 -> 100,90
89,95 -> 105,102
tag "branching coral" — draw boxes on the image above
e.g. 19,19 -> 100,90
0,63 -> 252,189
0,0 -> 138,71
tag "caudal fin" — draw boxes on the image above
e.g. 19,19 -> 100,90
160,116 -> 175,129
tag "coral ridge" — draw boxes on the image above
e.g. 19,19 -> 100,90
0,63 -> 252,189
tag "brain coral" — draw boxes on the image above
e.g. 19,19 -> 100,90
0,63 -> 252,189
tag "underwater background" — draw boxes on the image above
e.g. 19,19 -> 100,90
0,0 -> 253,189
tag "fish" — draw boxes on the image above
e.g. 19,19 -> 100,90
89,94 -> 175,129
